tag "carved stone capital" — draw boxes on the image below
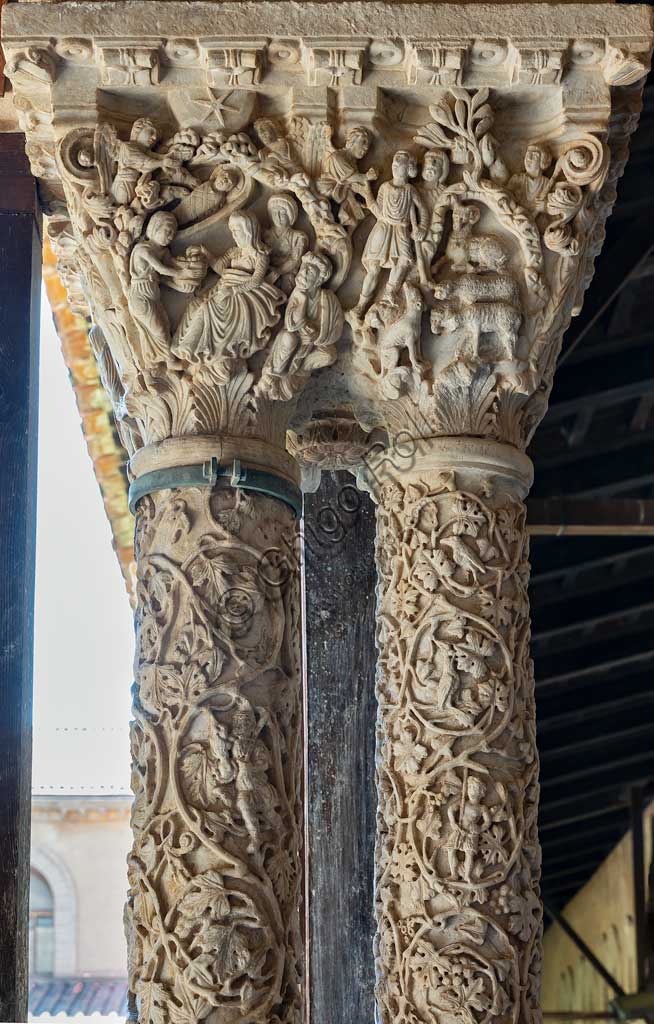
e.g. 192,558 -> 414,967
4,1 -> 652,475
3,8 -> 653,1024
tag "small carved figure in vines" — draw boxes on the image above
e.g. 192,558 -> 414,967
172,210 -> 285,375
353,150 -> 429,319
259,251 -> 343,401
128,211 -> 208,367
264,194 -> 309,295
316,125 -> 376,233
231,701 -> 283,858
507,143 -> 553,215
445,774 -> 491,883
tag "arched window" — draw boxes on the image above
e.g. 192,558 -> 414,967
29,870 -> 55,976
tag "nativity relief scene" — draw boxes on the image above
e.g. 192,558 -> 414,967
41,75 -> 615,463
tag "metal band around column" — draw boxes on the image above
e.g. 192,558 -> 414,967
128,456 -> 303,518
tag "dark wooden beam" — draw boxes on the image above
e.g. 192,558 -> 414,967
531,547 -> 654,608
0,133 -> 40,1023
527,499 -> 654,535
539,722 -> 654,766
304,471 -> 376,1024
558,215 -> 654,367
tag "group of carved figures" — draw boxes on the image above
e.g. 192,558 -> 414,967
37,80 -> 625,1024
54,87 -> 606,426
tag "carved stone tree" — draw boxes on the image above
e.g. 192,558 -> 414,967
4,2 -> 652,1023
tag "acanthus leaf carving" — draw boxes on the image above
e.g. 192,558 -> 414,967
23,64 -> 643,461
5,11 -> 652,1024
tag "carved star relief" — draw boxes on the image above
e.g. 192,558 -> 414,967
208,90 -> 240,127
168,89 -> 245,130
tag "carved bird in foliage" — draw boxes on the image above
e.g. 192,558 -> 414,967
440,536 -> 488,580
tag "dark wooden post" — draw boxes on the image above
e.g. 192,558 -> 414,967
0,132 -> 41,1023
304,470 -> 377,1024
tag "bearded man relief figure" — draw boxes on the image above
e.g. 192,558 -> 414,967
260,251 -> 344,401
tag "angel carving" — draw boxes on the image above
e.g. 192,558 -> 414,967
316,125 -> 376,232
102,118 -> 176,206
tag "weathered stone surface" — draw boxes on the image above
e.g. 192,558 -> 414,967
3,3 -> 651,1021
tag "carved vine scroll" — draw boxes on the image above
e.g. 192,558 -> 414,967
126,484 -> 303,1024
371,467 -> 541,1024
4,9 -> 652,1023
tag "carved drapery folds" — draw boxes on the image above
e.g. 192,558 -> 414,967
4,3 -> 652,466
4,4 -> 652,1023
127,485 -> 303,1024
363,442 -> 539,1024
50,115 -> 349,455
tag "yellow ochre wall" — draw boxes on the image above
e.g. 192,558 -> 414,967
542,805 -> 652,1017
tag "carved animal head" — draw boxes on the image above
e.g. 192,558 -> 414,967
432,281 -> 454,301
451,202 -> 480,234
430,303 -> 458,334
366,300 -> 396,329
401,282 -> 423,312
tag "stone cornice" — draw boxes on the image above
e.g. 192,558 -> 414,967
32,794 -> 132,822
3,2 -> 652,93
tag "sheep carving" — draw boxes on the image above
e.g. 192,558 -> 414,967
430,300 -> 521,362
444,204 -> 509,273
433,273 -> 520,308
